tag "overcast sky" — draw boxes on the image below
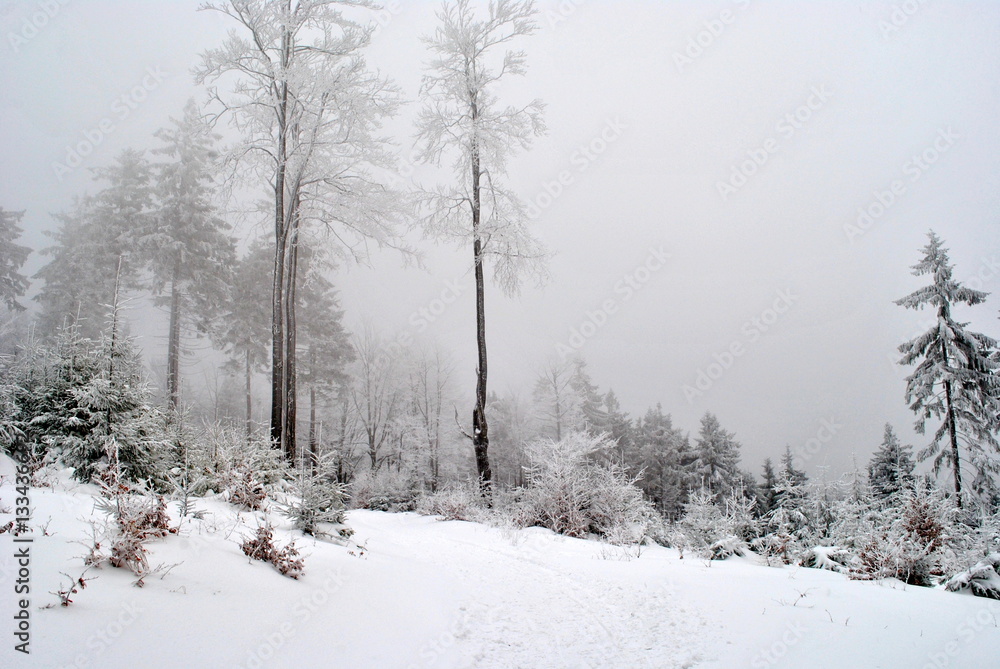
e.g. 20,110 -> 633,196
2,0 -> 999,479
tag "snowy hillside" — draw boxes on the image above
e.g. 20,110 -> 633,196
2,456 -> 997,669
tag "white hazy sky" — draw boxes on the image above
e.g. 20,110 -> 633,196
2,0 -> 999,479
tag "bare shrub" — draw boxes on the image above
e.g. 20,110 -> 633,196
240,523 -> 304,579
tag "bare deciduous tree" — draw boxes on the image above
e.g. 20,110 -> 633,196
348,328 -> 400,471
197,0 -> 407,461
416,0 -> 547,494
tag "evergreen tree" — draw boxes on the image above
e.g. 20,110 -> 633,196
635,403 -> 690,519
895,231 -> 1000,504
868,423 -> 916,499
68,278 -> 166,484
9,299 -> 165,483
0,207 -> 30,311
774,445 -> 809,511
757,457 -> 779,516
6,324 -> 102,462
296,249 -> 354,467
569,358 -> 607,436
215,239 -> 273,437
602,389 -> 635,464
780,444 -> 808,487
142,99 -> 236,410
35,151 -> 152,338
693,412 -> 742,498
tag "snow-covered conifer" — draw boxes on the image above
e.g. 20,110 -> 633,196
895,231 -> 1000,504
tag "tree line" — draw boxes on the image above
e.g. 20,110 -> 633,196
0,0 -> 998,515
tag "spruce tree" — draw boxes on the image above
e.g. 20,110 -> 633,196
895,231 -> 1000,504
602,390 -> 635,464
214,239 -> 273,437
35,151 -> 152,338
70,275 -> 166,485
868,423 -> 916,499
693,412 -> 742,499
296,248 -> 354,467
569,358 -> 607,435
774,445 -> 809,511
635,404 -> 690,519
758,457 -> 779,516
142,100 -> 236,411
0,207 -> 30,311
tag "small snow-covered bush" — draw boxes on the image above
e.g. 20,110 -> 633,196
224,465 -> 268,510
514,432 -> 654,542
416,482 -> 484,521
91,477 -> 177,583
240,523 -> 304,579
280,462 -> 349,537
642,514 -> 675,548
799,546 -> 852,573
676,489 -> 747,560
203,427 -> 288,510
587,464 -> 656,544
349,467 -> 421,512
753,505 -> 812,565
850,491 -> 956,586
945,553 -> 1000,599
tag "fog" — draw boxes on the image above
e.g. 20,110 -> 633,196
2,0 -> 999,478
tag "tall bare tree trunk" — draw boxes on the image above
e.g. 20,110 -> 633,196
470,103 -> 492,497
282,206 -> 299,463
308,382 -> 318,471
244,348 -> 253,438
270,20 -> 291,451
166,265 -> 182,412
430,382 -> 441,493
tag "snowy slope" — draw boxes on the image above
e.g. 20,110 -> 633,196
1,456 -> 998,669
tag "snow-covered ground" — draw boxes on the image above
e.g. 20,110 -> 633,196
1,456 -> 998,669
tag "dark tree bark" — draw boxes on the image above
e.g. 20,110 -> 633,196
166,266 -> 182,412
245,348 -> 253,439
470,104 -> 492,497
282,220 -> 299,463
270,20 -> 291,451
941,332 -> 963,507
308,380 -> 318,471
